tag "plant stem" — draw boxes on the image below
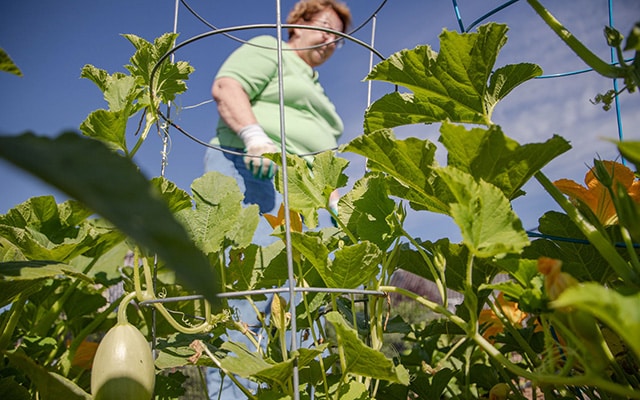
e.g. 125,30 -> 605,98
0,293 -> 27,351
128,109 -> 150,157
380,239 -> 401,286
117,291 -> 138,324
66,293 -> 123,362
349,295 -> 358,338
620,226 -> 640,276
329,205 -> 358,244
435,336 -> 467,371
33,278 -> 81,336
133,248 -> 144,299
473,332 -> 640,398
196,366 -> 210,399
383,284 -> 640,397
488,298 -> 539,368
297,263 -> 330,396
535,171 -> 639,286
151,300 -> 213,334
379,286 -> 468,330
463,345 -> 472,400
32,254 -> 101,337
135,253 -> 213,334
202,343 -> 258,400
227,320 -> 260,351
399,222 -> 448,308
247,297 -> 271,354
526,0 -> 625,79
142,256 -> 154,295
329,296 -> 348,395
219,250 -> 227,292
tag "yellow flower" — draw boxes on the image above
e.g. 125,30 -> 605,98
554,160 -> 640,226
537,256 -> 578,301
479,292 -> 527,342
264,203 -> 303,232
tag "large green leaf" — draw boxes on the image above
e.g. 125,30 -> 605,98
123,33 -> 193,104
408,368 -> 456,399
339,172 -> 398,250
0,224 -> 96,262
274,151 -> 348,228
326,241 -> 382,289
0,261 -> 82,308
0,132 -> 219,305
343,129 -> 450,214
226,245 -> 269,292
286,232 -> 328,274
68,237 -> 130,281
80,66 -> 140,155
150,177 -> 193,213
523,211 -> 612,283
0,376 -> 30,400
325,312 -> 409,385
79,33 -> 193,155
492,256 -> 539,288
0,279 -> 41,310
393,239 -> 501,294
364,23 -> 542,132
0,196 -> 92,236
345,129 -> 529,258
439,123 -> 570,199
288,233 -> 381,289
252,241 -> 293,289
435,166 -> 529,258
333,380 -> 370,400
0,196 -> 120,263
176,171 -> 259,254
154,334 -> 206,370
0,261 -> 82,281
617,141 -> 640,172
81,65 -> 140,114
551,282 -> 640,360
79,109 -> 129,153
219,341 -> 326,386
4,349 -> 91,400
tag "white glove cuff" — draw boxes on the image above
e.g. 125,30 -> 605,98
237,124 -> 272,148
329,197 -> 339,211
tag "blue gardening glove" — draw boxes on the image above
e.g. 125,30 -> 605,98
237,124 -> 278,179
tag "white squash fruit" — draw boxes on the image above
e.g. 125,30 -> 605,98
91,322 -> 155,400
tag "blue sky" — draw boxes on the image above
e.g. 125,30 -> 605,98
1,0 -> 639,242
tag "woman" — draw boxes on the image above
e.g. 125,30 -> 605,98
205,0 -> 351,243
204,1 -> 352,397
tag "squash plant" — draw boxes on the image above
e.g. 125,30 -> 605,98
1,3 -> 640,399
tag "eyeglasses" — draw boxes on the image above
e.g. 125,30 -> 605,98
309,18 -> 345,49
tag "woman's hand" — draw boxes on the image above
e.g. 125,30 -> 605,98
238,124 -> 278,179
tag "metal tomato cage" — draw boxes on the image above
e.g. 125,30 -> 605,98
141,1 -> 630,399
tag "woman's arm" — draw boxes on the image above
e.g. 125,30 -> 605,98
212,76 -> 258,133
212,76 -> 278,179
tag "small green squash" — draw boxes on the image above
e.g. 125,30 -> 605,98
91,322 -> 155,400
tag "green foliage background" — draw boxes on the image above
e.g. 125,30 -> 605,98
1,5 -> 640,399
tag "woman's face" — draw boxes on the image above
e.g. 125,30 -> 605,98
290,8 -> 344,68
